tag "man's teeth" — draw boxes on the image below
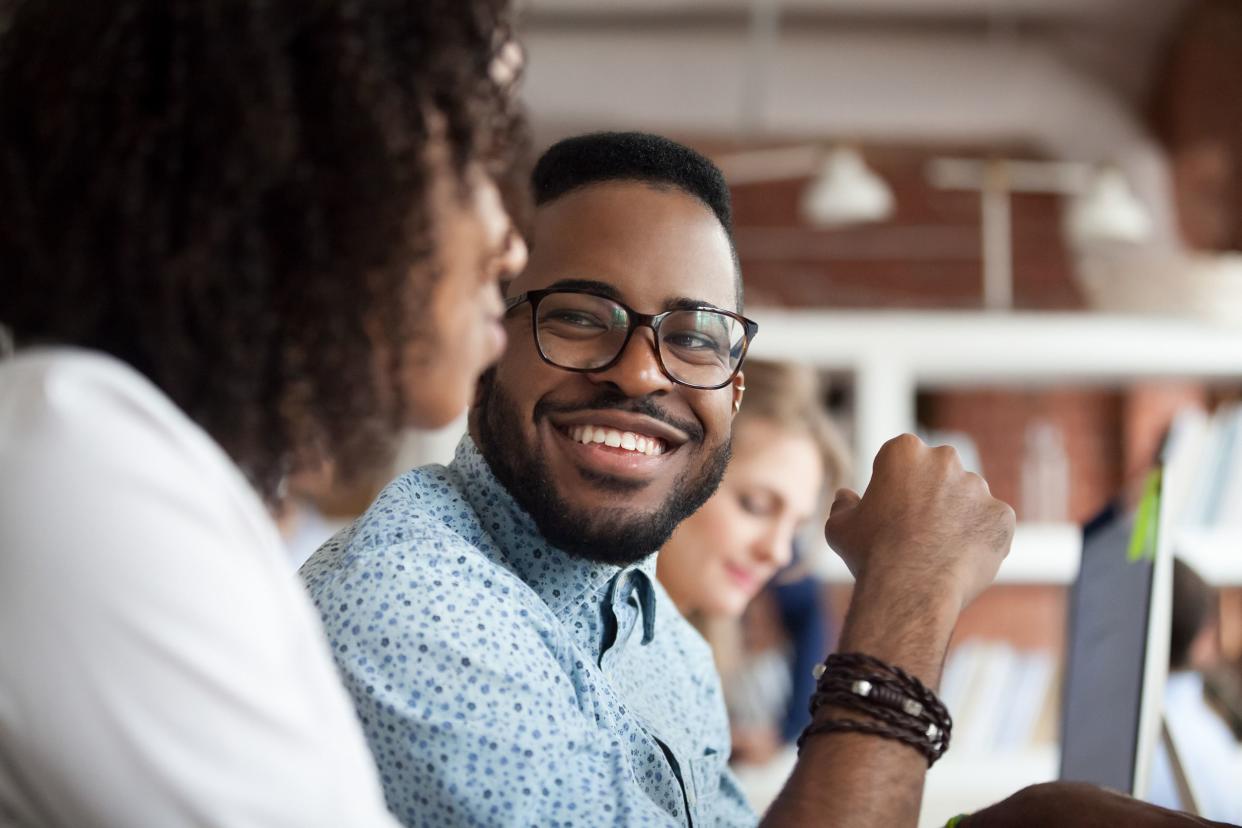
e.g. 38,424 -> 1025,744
566,425 -> 666,456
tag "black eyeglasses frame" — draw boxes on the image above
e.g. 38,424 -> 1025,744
503,287 -> 759,391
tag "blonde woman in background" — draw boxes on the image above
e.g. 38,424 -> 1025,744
657,359 -> 850,765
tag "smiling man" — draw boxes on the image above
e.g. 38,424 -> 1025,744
472,165 -> 752,569
301,130 -> 1004,828
301,134 -> 1191,828
312,130 -> 1212,828
305,129 -> 976,827
303,133 -> 756,826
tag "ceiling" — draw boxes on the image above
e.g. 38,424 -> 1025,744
514,0 -> 1193,250
523,0 -> 1175,23
516,0 -> 1190,140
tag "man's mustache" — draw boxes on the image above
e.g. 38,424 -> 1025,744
533,390 -> 705,444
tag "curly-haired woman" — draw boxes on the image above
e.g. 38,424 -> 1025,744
0,1 -> 527,825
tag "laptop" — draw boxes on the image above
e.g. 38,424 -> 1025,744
1059,468 -> 1176,800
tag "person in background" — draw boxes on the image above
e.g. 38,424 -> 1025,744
1148,559 -> 1242,823
656,359 -> 850,765
0,1 -> 527,825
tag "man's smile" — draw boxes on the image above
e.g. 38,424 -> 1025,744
543,409 -> 689,483
564,424 -> 667,456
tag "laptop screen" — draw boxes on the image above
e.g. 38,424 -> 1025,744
1059,512 -> 1155,794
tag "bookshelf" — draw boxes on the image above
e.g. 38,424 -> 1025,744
750,309 -> 1242,587
741,309 -> 1242,818
733,745 -> 1060,828
749,309 -> 1242,483
1173,529 -> 1242,586
812,522 -> 1082,584
919,748 -> 1060,828
810,524 -> 1242,586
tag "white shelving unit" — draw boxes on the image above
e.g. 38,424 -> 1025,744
810,516 -> 1242,586
743,310 -> 1242,822
1171,528 -> 1242,586
811,522 -> 1083,584
750,310 -> 1242,479
750,309 -> 1242,585
919,748 -> 1060,828
733,744 -> 1060,827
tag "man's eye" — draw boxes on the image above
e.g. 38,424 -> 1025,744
545,310 -> 606,328
665,331 -> 724,351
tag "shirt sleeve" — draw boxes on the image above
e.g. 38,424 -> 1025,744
303,536 -> 685,828
0,364 -> 399,828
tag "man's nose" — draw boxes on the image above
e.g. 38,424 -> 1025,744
587,328 -> 674,398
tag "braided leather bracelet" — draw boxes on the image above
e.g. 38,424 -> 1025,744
798,652 -> 953,766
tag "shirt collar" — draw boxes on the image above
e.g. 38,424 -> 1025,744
450,435 -> 658,644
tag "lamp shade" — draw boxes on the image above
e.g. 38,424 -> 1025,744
800,147 -> 895,227
1066,167 -> 1152,246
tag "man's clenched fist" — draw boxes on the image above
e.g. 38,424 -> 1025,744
825,433 -> 1016,612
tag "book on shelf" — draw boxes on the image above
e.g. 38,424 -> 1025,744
939,640 -> 1057,757
1160,406 -> 1242,584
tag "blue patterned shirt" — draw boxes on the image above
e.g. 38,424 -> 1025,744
301,437 -> 755,827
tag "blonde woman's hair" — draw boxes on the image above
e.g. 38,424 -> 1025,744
680,360 -> 851,663
734,359 -> 851,493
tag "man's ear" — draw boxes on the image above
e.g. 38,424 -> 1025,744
731,370 -> 746,417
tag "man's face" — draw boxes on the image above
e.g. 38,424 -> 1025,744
472,181 -> 743,564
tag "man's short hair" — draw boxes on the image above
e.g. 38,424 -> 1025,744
531,132 -> 743,310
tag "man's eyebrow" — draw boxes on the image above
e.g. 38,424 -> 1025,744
544,279 -> 727,313
545,278 -> 622,301
664,297 -> 726,313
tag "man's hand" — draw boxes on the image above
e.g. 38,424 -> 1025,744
826,433 -> 1016,613
764,434 -> 1016,828
965,782 -> 1236,827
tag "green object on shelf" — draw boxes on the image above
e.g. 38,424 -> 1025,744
944,814 -> 971,828
1127,468 -> 1162,563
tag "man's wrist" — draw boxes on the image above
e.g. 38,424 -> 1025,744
837,570 -> 962,687
854,547 -> 970,611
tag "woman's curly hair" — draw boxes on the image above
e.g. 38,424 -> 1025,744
0,0 -> 530,500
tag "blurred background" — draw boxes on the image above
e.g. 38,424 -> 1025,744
285,1 -> 1242,824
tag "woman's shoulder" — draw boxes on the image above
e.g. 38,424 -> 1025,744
3,347 -> 212,457
0,347 -> 280,565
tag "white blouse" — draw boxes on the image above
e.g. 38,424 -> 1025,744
0,349 -> 398,827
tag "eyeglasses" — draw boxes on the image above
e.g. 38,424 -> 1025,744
504,288 -> 759,390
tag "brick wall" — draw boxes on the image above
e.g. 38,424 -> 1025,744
690,0 -> 1239,524
705,0 -> 1242,671
920,387 -> 1123,524
714,144 -> 1146,522
728,145 -> 1084,311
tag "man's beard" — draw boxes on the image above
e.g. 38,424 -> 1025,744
473,369 -> 731,566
